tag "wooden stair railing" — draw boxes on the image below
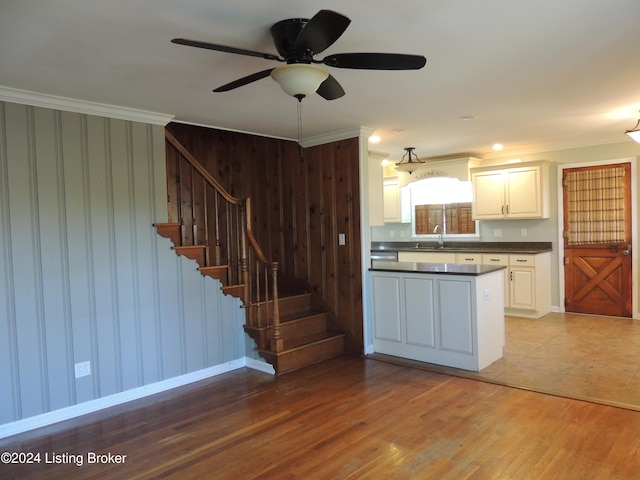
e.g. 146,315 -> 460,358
156,131 -> 283,354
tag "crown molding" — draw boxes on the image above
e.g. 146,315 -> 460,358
300,126 -> 375,148
0,86 -> 174,126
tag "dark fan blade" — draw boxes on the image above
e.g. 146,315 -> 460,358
171,38 -> 282,61
316,74 -> 345,100
213,69 -> 275,92
322,53 -> 426,70
294,10 -> 351,54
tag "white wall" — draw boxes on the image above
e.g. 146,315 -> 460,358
0,102 -> 248,430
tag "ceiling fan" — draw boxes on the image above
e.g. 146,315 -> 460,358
171,9 -> 427,101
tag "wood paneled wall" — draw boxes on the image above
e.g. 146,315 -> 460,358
166,123 -> 364,352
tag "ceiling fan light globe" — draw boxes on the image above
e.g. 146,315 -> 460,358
271,64 -> 329,98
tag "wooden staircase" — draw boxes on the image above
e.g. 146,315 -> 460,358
155,131 -> 345,374
244,279 -> 345,374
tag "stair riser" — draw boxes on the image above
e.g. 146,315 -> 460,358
277,294 -> 312,317
276,336 -> 345,374
280,314 -> 328,339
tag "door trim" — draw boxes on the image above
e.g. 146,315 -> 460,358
556,157 -> 638,318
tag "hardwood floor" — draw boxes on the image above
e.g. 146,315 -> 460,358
2,353 -> 640,479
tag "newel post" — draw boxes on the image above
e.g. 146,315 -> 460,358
270,261 -> 283,353
240,200 -> 250,311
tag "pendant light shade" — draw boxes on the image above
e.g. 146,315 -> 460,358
271,64 -> 329,99
394,147 -> 425,174
625,112 -> 640,143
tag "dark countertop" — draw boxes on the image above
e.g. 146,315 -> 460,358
369,261 -> 506,276
371,241 -> 552,255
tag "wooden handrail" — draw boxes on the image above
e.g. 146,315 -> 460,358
164,130 -> 280,352
244,198 -> 271,266
165,130 -> 242,205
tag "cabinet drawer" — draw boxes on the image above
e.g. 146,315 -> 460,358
456,253 -> 482,264
398,251 -> 457,264
509,254 -> 535,266
482,254 -> 509,266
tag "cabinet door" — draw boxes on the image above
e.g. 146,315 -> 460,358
510,267 -> 535,310
505,167 -> 542,218
372,275 -> 402,341
404,277 -> 436,348
471,170 -> 505,219
383,180 -> 401,223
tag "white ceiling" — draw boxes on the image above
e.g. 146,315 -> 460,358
1,0 -> 639,161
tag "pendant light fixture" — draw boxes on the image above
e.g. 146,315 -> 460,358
394,147 -> 425,174
625,111 -> 640,144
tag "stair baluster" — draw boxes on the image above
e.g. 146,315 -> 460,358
156,129 -> 344,373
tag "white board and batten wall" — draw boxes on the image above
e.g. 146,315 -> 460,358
0,100 -> 267,438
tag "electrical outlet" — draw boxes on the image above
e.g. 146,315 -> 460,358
484,289 -> 490,301
400,231 -> 405,237
521,228 -> 527,237
338,233 -> 346,245
390,231 -> 395,238
74,361 -> 91,379
494,229 -> 503,238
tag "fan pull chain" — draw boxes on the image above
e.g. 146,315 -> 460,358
296,96 -> 304,159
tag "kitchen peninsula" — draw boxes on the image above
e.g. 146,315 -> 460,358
370,261 -> 506,371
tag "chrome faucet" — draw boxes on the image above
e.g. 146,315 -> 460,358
433,224 -> 444,248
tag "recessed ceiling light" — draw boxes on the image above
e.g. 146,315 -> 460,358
492,143 -> 503,151
459,115 -> 474,121
369,135 -> 381,143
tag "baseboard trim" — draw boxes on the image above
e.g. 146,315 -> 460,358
0,357 -> 273,440
246,357 -> 276,375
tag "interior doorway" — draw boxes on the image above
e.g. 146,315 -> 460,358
561,162 -> 633,317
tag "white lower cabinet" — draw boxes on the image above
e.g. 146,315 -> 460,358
510,267 -> 535,309
480,252 -> 550,317
371,269 -> 505,371
396,250 -> 551,318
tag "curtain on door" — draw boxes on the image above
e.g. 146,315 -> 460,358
564,166 -> 626,246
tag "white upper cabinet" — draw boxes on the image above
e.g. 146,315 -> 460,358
383,176 -> 411,223
470,160 -> 550,220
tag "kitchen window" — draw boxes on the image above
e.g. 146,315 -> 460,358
406,177 -> 479,239
415,203 -> 476,235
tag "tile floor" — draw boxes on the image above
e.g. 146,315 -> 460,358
371,312 -> 640,411
475,313 -> 640,409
